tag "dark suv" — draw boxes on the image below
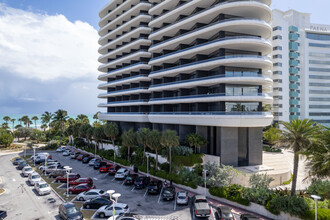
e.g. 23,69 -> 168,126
162,186 -> 175,201
134,176 -> 150,189
82,156 -> 93,164
147,180 -> 162,194
58,202 -> 83,220
94,161 -> 106,170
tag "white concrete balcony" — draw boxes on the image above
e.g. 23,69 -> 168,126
149,37 -> 271,65
99,0 -> 124,19
98,87 -> 150,98
98,51 -> 151,72
98,63 -> 151,81
149,55 -> 272,79
98,112 -> 149,123
98,75 -> 151,90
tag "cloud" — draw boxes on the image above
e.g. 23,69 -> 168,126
0,4 -> 100,114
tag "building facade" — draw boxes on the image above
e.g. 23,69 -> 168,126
272,9 -> 330,126
98,0 -> 273,167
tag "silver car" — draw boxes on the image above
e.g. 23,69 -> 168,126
176,191 -> 189,205
35,181 -> 51,195
22,166 -> 34,177
28,172 -> 41,185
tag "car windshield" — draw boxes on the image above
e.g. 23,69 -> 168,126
66,206 -> 79,214
178,196 -> 186,200
222,212 -> 233,217
164,190 -> 172,194
32,175 -> 40,179
195,199 -> 207,203
40,183 -> 49,188
117,172 -> 123,174
25,168 -> 32,171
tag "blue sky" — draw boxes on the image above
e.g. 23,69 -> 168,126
0,0 -> 328,115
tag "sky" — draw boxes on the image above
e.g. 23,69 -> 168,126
0,0 -> 329,115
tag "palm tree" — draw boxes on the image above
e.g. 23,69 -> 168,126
40,124 -> 47,132
41,111 -> 53,129
18,118 -> 22,125
93,111 -> 101,120
76,114 -> 90,124
146,130 -> 162,170
21,115 -> 30,127
79,124 -> 92,144
3,116 -> 10,124
10,118 -> 16,130
137,128 -> 150,164
186,133 -> 206,153
53,109 -> 69,134
121,129 -> 137,162
104,122 -> 119,159
31,116 -> 39,129
87,127 -> 95,146
160,130 -> 179,173
278,119 -> 318,196
93,126 -> 105,150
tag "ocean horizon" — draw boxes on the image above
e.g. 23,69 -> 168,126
0,113 -> 97,129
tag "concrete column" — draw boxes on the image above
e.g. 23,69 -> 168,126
220,127 -> 238,167
179,125 -> 195,143
248,127 -> 263,165
196,126 -> 208,154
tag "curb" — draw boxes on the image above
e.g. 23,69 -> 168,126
51,187 -> 65,202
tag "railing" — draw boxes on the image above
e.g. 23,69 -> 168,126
98,74 -> 149,88
149,93 -> 270,101
152,0 -> 193,20
150,55 -> 270,75
99,87 -> 149,96
103,112 -> 148,115
105,99 -> 149,104
151,36 -> 269,61
149,111 -> 272,116
99,50 -> 150,69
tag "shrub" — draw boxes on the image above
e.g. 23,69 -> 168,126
266,195 -> 309,217
205,162 -> 239,187
241,187 -> 274,205
159,162 -> 170,172
43,140 -> 59,150
306,179 -> 330,200
249,173 -> 274,188
209,185 -> 250,206
172,153 -> 203,167
180,167 -> 203,186
161,145 -> 193,157
263,146 -> 282,153
308,208 -> 330,220
74,138 -> 86,148
0,132 -> 14,148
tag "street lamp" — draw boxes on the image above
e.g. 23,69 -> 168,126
64,166 -> 72,198
311,195 -> 321,220
32,146 -> 36,167
107,190 -> 121,219
203,169 -> 208,196
146,153 -> 150,177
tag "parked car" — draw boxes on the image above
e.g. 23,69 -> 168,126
13,157 -> 24,165
30,152 -> 50,161
162,186 -> 175,201
34,181 -> 51,195
22,166 -> 34,177
58,202 -> 83,220
176,191 -> 189,205
69,178 -> 93,186
39,162 -> 60,170
0,210 -> 7,220
68,183 -> 96,194
28,172 -> 41,185
18,161 -> 28,170
43,165 -> 64,174
134,176 -> 150,189
70,152 -> 80,159
99,163 -> 113,173
124,174 -> 138,185
240,213 -> 259,220
89,158 -> 99,166
56,147 -> 65,152
147,180 -> 162,194
76,189 -> 107,201
82,156 -> 93,164
114,168 -> 129,179
94,161 -> 106,170
62,150 -> 71,156
48,169 -> 66,178
215,206 -> 235,220
83,197 -> 112,209
76,154 -> 85,161
191,195 -> 211,218
55,173 -> 80,183
95,203 -> 130,218
108,167 -> 118,175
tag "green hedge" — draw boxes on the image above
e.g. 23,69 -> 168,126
172,153 -> 203,167
209,185 -> 250,206
265,195 -> 309,217
263,146 -> 282,153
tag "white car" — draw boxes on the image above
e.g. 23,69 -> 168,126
114,168 -> 129,179
56,147 -> 65,152
88,158 -> 97,166
35,181 -> 51,195
176,191 -> 189,205
28,172 -> 42,185
39,164 -> 59,171
30,153 -> 50,161
76,189 -> 107,201
62,150 -> 71,156
96,203 -> 130,218
22,166 -> 34,177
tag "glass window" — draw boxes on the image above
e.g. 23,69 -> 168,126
273,71 -> 282,75
309,105 -> 330,109
225,85 -> 259,96
309,60 -> 330,65
309,75 -> 330,79
310,82 -> 330,87
309,112 -> 330,116
273,54 -> 282,59
309,43 -> 330,48
273,62 -> 282,67
307,33 -> 330,41
273,46 -> 282,51
310,90 -> 330,94
309,67 -> 330,72
272,35 -> 282,40
310,97 -> 330,101
225,67 -> 259,77
225,102 -> 259,112
273,26 -> 282,31
309,52 -> 330,58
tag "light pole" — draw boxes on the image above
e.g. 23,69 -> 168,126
203,169 -> 208,196
64,166 -> 72,198
107,190 -> 121,219
32,146 -> 36,167
311,195 -> 321,220
146,153 -> 150,177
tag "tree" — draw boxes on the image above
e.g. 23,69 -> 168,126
136,128 -> 150,164
79,124 -> 92,144
93,126 -> 105,150
146,130 -> 162,170
10,118 -> 16,130
40,124 -> 47,132
3,116 -> 10,124
121,129 -> 136,162
93,111 -> 101,120
17,127 -> 33,141
87,127 -> 94,145
21,115 -> 30,127
103,122 -> 119,158
76,114 -> 90,124
160,130 -> 179,173
31,116 -> 39,129
278,119 -> 318,196
41,111 -> 53,128
1,123 -> 9,130
186,133 -> 206,153
263,126 -> 281,147
0,132 -> 14,148
249,173 -> 274,188
53,109 -> 69,134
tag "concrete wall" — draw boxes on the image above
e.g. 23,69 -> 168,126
248,127 -> 263,165
220,127 -> 238,166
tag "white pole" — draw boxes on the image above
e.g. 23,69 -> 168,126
203,169 -> 208,196
33,148 -> 36,167
147,154 -> 149,177
311,195 -> 321,220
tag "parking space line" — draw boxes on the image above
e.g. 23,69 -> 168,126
144,189 -> 148,197
158,188 -> 163,203
111,177 -> 116,181
121,181 -> 125,185
131,186 -> 135,191
211,207 -> 215,220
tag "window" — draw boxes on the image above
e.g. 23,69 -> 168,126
309,105 -> 330,109
309,67 -> 330,72
309,112 -> 330,116
273,46 -> 282,51
225,102 -> 260,112
310,52 -> 330,58
309,43 -> 330,48
309,60 -> 330,65
273,62 -> 282,67
273,26 -> 282,31
225,85 -> 259,96
310,90 -> 330,94
273,35 -> 282,40
274,112 -> 283,116
273,54 -> 282,59
310,82 -> 330,87
273,79 -> 283,83
307,33 -> 330,41
310,75 -> 330,79
310,97 -> 330,101
273,71 -> 282,75
273,96 -> 283,100
273,87 -> 283,91
273,104 -> 283,108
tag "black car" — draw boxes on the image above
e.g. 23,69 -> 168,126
82,156 -> 93,164
0,210 -> 7,220
13,158 -> 24,165
18,161 -> 28,170
94,161 -> 106,170
83,197 -> 112,209
147,180 -> 162,194
59,202 -> 83,220
124,174 -> 138,185
134,176 -> 150,189
240,213 -> 259,220
35,158 -> 45,164
215,206 -> 235,220
162,186 -> 175,201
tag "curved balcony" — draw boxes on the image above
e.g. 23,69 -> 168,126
149,0 -> 191,16
99,38 -> 151,63
98,75 -> 151,90
98,99 -> 149,107
149,93 -> 272,105
149,55 -> 272,79
149,1 -> 271,40
98,87 -> 150,98
98,50 -> 151,72
98,112 -> 149,123
149,74 -> 272,92
98,62 -> 150,81
148,111 -> 273,127
149,18 -> 272,53
99,0 -> 124,19
149,37 -> 271,65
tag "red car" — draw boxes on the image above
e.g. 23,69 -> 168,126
68,183 -> 96,194
69,177 -> 93,186
55,173 -> 80,183
99,163 -> 113,173
77,154 -> 89,161
108,165 -> 121,175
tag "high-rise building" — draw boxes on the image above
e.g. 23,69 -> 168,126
98,0 -> 273,167
272,9 -> 330,126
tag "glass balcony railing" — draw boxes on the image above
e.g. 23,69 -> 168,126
289,67 -> 298,74
289,52 -> 299,59
99,50 -> 150,69
289,99 -> 299,105
289,42 -> 299,51
289,91 -> 299,97
289,76 -> 299,82
99,87 -> 149,97
106,99 -> 149,104
99,74 -> 149,88
289,33 -> 299,41
289,115 -> 299,120
149,111 -> 272,116
289,60 -> 299,67
289,83 -> 299,90
289,25 -> 298,33
290,107 -> 299,113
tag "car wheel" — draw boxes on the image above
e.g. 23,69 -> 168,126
79,197 -> 84,201
99,213 -> 105,218
69,191 -> 72,194
86,204 -> 90,209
